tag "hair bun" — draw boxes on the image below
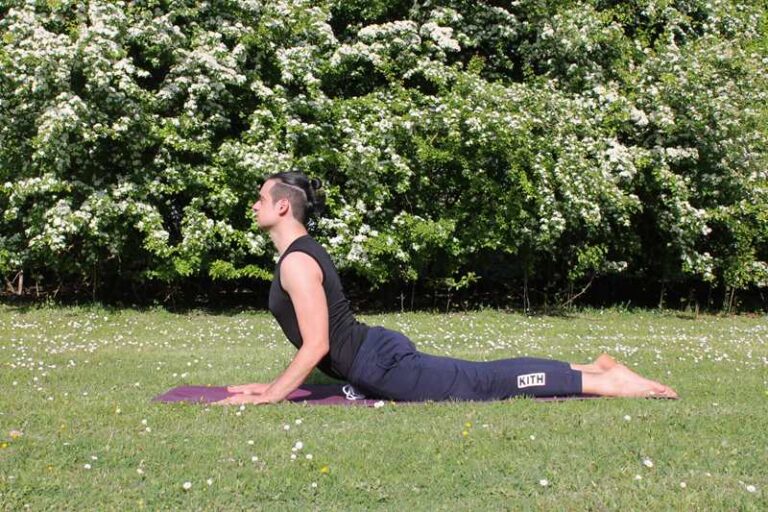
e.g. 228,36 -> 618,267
309,178 -> 322,191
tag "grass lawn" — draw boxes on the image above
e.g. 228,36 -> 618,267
0,305 -> 766,510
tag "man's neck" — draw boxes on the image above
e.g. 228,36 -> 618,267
270,223 -> 309,256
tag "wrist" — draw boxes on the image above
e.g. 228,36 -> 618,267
260,390 -> 283,403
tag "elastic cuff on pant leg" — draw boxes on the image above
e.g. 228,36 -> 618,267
571,369 -> 583,395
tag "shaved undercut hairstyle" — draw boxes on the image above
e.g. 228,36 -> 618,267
266,171 -> 325,225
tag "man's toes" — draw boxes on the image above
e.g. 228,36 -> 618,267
649,384 -> 678,399
660,385 -> 678,398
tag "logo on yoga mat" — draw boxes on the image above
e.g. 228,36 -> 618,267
517,373 -> 546,388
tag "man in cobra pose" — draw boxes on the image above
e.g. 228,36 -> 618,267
219,172 -> 677,405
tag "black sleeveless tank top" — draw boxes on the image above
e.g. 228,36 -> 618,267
268,235 -> 369,380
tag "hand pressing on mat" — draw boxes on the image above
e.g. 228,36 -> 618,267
214,393 -> 278,405
227,382 -> 270,395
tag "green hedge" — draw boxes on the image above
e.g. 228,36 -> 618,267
1,0 -> 766,307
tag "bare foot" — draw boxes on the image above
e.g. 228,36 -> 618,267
609,365 -> 678,398
583,365 -> 678,398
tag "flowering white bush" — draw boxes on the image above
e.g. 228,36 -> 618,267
0,0 -> 765,306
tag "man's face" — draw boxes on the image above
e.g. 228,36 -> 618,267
252,180 -> 287,229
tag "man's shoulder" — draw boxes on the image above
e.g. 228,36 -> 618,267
289,236 -> 333,262
281,250 -> 322,271
294,235 -> 326,251
280,249 -> 326,287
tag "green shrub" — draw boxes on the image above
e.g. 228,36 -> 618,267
0,0 -> 765,307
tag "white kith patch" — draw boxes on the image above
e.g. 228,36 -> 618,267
517,372 -> 546,388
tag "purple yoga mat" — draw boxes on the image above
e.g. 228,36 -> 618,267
152,384 -> 600,406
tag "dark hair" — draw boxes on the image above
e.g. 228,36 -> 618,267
266,171 -> 325,225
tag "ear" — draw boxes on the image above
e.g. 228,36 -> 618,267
276,197 -> 291,216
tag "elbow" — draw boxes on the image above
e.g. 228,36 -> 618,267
303,340 -> 329,362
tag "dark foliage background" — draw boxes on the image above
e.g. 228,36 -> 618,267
1,0 -> 766,311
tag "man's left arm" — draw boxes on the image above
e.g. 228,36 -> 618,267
217,252 -> 329,405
